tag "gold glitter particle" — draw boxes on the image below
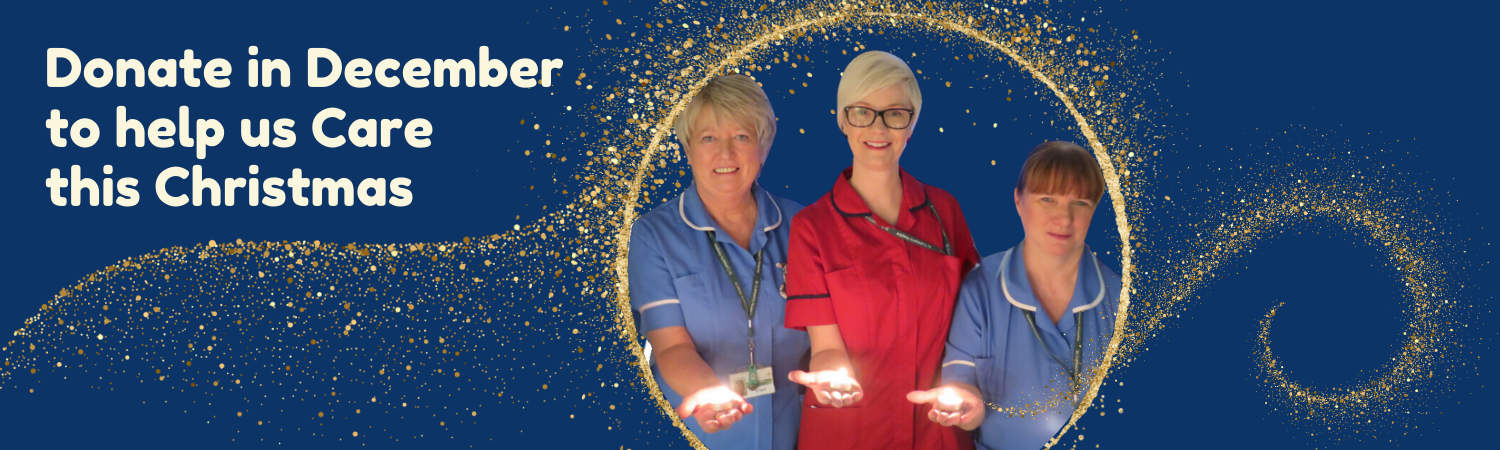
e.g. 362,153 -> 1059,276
600,2 -> 1138,449
1118,133 -> 1474,443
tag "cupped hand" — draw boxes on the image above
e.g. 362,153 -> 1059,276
787,368 -> 864,408
906,386 -> 985,428
677,386 -> 753,433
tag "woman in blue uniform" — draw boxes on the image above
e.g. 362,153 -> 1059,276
907,141 -> 1122,450
628,74 -> 809,450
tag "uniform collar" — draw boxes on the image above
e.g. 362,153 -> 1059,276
678,182 -> 783,253
829,167 -> 931,230
998,244 -> 1106,332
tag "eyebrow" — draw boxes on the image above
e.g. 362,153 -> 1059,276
851,101 -> 913,109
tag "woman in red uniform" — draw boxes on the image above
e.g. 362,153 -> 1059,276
783,51 -> 980,450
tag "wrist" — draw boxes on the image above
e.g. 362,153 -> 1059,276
688,377 -> 725,396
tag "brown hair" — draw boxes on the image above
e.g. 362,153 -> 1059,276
1015,141 -> 1105,202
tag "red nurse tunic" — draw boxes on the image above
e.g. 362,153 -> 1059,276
784,167 -> 980,450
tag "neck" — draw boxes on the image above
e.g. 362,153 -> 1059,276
1020,240 -> 1083,282
1021,240 -> 1083,324
696,184 -> 758,246
848,166 -> 903,223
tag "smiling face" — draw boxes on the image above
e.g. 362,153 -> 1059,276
840,84 -> 915,173
685,106 -> 764,202
1014,187 -> 1096,258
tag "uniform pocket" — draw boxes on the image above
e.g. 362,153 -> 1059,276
823,263 -> 878,346
941,253 -> 963,290
805,402 -> 867,409
671,274 -> 727,358
799,403 -> 870,448
973,356 -> 1004,405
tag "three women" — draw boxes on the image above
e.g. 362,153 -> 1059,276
629,51 -> 1118,450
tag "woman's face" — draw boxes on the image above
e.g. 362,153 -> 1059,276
685,108 -> 763,202
840,84 -> 914,172
1014,187 -> 1096,258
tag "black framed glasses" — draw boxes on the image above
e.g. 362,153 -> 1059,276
844,106 -> 915,129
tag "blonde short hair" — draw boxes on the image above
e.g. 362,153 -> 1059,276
674,74 -> 777,159
837,51 -> 923,127
1015,141 -> 1105,203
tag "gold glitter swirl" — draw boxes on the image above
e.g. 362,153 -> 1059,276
2,228 -> 619,441
15,1 -> 1472,447
1117,139 -> 1474,442
1246,176 -> 1460,440
596,2 -> 1145,448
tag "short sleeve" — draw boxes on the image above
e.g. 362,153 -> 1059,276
783,212 -> 835,331
627,220 -> 687,332
941,265 -> 990,387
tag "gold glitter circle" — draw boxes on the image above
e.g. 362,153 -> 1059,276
606,3 -> 1135,449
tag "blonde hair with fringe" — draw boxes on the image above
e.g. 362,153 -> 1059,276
836,51 -> 923,127
674,74 -> 777,160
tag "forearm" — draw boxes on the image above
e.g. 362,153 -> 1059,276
808,347 -> 853,373
654,343 -> 722,397
946,381 -> 980,397
806,324 -> 853,373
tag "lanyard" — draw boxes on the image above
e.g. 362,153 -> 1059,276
705,231 -> 767,389
863,202 -> 952,256
1022,309 -> 1085,407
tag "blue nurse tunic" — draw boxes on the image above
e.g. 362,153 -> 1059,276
940,244 -> 1122,450
628,182 -> 809,450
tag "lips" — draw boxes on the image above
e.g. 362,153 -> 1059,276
863,141 -> 893,151
713,167 -> 739,174
1047,232 -> 1072,240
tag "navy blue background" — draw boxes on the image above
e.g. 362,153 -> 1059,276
0,0 -> 1490,448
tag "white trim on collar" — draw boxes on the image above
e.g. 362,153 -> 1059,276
678,183 -> 782,233
998,250 -> 1037,312
998,248 -> 1106,314
677,193 -> 716,231
1071,252 -> 1107,314
761,186 -> 784,233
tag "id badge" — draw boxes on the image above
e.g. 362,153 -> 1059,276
729,365 -> 776,399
